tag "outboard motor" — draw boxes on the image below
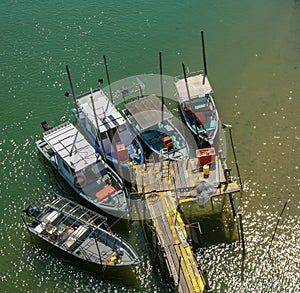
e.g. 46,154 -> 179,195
41,121 -> 53,131
222,168 -> 232,192
224,168 -> 232,184
23,206 -> 42,218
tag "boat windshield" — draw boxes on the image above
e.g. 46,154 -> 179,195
117,124 -> 126,134
78,160 -> 107,181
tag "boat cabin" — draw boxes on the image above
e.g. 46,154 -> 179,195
42,121 -> 108,189
75,88 -> 141,161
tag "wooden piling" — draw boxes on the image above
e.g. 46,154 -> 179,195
229,193 -> 237,218
238,213 -> 245,253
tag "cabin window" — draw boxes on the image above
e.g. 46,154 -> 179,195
62,161 -> 72,175
117,124 -> 126,133
100,132 -> 107,140
91,125 -> 97,137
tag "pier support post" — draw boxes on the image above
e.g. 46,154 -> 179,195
238,213 -> 245,253
228,193 -> 236,218
202,270 -> 213,292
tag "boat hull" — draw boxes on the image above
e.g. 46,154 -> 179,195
23,195 -> 139,269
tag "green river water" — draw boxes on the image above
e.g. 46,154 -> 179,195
1,0 -> 300,292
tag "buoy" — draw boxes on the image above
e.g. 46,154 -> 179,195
73,174 -> 87,188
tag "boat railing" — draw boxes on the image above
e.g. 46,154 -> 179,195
76,88 -> 102,101
38,193 -> 109,229
174,70 -> 205,82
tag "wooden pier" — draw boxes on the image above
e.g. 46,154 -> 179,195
146,191 -> 205,292
132,157 -> 240,292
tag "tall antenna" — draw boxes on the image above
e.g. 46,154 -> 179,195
159,52 -> 164,123
103,55 -> 113,104
90,89 -> 106,159
201,31 -> 208,85
182,63 -> 201,148
65,65 -> 78,109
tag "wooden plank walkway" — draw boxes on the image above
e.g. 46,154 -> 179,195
133,158 -> 240,198
146,192 -> 205,293
132,157 -> 241,292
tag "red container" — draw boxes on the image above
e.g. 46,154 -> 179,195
116,144 -> 129,162
196,147 -> 215,166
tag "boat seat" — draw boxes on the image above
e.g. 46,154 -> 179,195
96,185 -> 116,201
64,225 -> 89,249
44,210 -> 60,223
34,222 -> 45,233
33,210 -> 60,233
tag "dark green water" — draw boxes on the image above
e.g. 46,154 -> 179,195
1,0 -> 300,292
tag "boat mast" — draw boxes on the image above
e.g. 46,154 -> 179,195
89,89 -> 107,159
201,30 -> 208,85
103,55 -> 114,104
65,65 -> 78,110
182,63 -> 201,148
159,51 -> 164,123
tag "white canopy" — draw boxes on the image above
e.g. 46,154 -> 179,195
43,121 -> 99,172
125,94 -> 173,130
175,73 -> 212,103
77,89 -> 126,133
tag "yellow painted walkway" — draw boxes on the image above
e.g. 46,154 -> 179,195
146,192 -> 205,293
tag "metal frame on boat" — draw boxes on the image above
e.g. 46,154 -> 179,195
22,194 -> 139,268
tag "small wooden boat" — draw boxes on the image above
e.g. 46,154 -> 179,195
122,94 -> 189,161
36,121 -> 129,218
174,71 -> 220,146
72,88 -> 144,168
22,194 -> 139,268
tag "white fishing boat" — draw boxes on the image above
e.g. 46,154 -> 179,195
22,194 -> 139,268
122,94 -> 189,161
72,88 -> 144,169
36,121 -> 129,218
174,71 -> 219,146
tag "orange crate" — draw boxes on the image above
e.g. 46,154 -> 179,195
162,136 -> 173,149
96,185 -> 116,201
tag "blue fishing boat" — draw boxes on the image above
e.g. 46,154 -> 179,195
72,88 -> 144,169
122,94 -> 189,161
174,71 -> 219,146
